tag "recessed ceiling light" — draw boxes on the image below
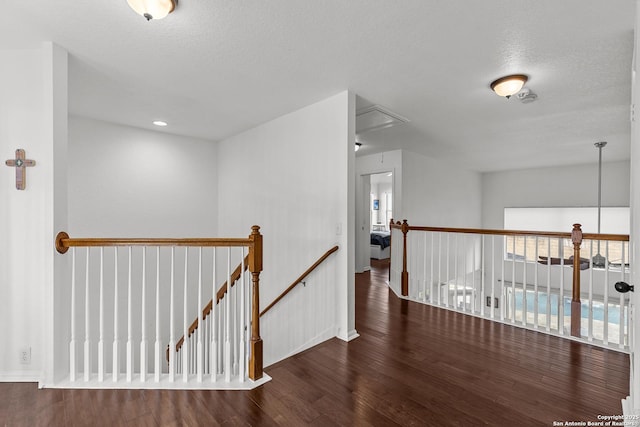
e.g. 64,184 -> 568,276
153,120 -> 168,127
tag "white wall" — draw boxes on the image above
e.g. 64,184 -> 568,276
402,150 -> 482,228
0,44 -> 67,382
68,116 -> 218,237
482,160 -> 631,230
217,91 -> 357,356
65,116 -> 219,375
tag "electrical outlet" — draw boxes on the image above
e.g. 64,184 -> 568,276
20,347 -> 31,365
485,297 -> 499,309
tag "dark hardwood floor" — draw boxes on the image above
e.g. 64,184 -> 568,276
0,259 -> 630,426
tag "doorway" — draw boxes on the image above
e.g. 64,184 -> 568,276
356,171 -> 393,273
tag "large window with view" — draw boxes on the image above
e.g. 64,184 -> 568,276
503,207 -> 630,266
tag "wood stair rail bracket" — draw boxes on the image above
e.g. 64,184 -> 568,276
260,245 -> 339,317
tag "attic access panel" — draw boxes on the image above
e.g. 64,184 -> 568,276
356,105 -> 409,134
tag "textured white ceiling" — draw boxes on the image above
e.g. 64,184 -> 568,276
0,1 -> 634,172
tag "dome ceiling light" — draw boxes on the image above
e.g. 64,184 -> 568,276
127,0 -> 177,21
490,74 -> 528,99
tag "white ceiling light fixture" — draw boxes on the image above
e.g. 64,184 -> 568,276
127,0 -> 176,21
153,120 -> 168,126
490,74 -> 528,99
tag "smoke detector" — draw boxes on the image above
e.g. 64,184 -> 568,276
515,88 -> 538,104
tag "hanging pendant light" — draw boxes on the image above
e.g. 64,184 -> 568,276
127,0 -> 176,21
592,141 -> 607,268
490,74 -> 528,99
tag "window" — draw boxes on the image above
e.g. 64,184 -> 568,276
503,207 -> 629,265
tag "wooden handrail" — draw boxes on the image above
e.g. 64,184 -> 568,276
259,245 -> 339,317
388,222 -> 629,241
55,232 -> 252,254
173,255 -> 250,355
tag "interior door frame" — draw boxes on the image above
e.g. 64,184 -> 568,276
355,171 -> 394,273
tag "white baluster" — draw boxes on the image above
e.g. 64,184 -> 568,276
437,233 -> 442,306
233,267 -> 238,376
98,247 -> 105,382
423,233 -> 427,301
183,247 -> 189,383
69,248 -> 77,382
471,235 -> 482,314
140,247 -> 147,382
461,234 -> 466,312
490,236 -> 495,320
480,235 -> 485,317
445,234 -> 450,308
546,239 -> 551,332
197,247 -> 203,382
191,333 -> 195,374
113,247 -> 119,382
245,260 -> 252,371
168,247 -> 176,382
430,232 -> 435,305
522,237 -> 527,326
219,294 -> 224,377
533,237 -> 539,329
84,247 -> 91,382
454,234 -> 459,310
511,236 -> 516,323
239,248 -> 246,382
126,247 -> 133,382
211,248 -> 217,382
225,248 -> 232,382
500,236 -> 506,322
588,241 -> 594,342
154,247 -> 161,382
559,247 -> 565,334
204,313 -> 209,375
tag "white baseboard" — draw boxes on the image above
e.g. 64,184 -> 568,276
622,395 -> 635,417
0,371 -> 41,382
44,373 -> 271,390
345,329 -> 360,342
264,326 -> 336,368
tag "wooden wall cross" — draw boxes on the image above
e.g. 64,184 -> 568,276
5,149 -> 36,190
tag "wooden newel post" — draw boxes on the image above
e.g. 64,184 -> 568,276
401,220 -> 409,296
571,224 -> 582,338
248,225 -> 263,380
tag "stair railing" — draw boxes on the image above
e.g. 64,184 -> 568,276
54,225 -> 263,387
389,219 -> 630,352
